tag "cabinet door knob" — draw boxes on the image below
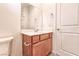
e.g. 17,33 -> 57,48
24,42 -> 31,46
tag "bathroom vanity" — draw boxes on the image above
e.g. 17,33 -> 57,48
22,30 -> 53,56
21,3 -> 54,56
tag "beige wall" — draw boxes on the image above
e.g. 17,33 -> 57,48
42,4 -> 56,31
0,4 -> 22,56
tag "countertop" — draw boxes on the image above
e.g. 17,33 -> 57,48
21,29 -> 53,36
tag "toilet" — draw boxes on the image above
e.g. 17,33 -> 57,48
0,36 -> 13,56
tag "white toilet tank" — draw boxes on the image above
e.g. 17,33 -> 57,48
0,36 -> 13,56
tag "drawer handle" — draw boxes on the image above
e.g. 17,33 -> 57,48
24,42 -> 31,46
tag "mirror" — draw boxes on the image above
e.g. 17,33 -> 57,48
21,3 -> 43,32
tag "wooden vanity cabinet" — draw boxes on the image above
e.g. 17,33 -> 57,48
22,32 -> 52,56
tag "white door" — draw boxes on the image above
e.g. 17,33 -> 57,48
56,3 -> 79,56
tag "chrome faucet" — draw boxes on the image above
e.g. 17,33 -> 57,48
34,28 -> 39,32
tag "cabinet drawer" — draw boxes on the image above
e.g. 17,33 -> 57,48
32,35 -> 39,44
40,34 -> 49,40
23,35 -> 31,43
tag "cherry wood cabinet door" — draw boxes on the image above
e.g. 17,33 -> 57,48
47,38 -> 52,54
23,44 -> 32,56
22,35 -> 32,56
42,40 -> 49,55
32,39 -> 52,56
32,41 -> 44,56
41,39 -> 52,56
